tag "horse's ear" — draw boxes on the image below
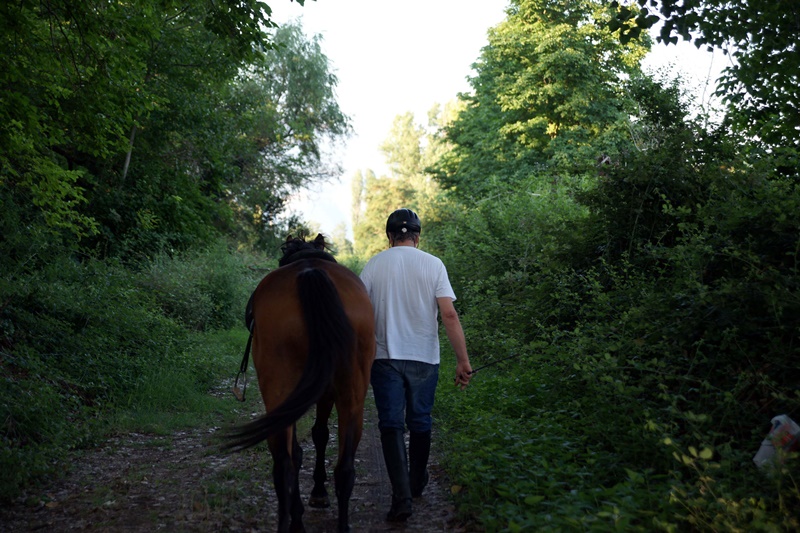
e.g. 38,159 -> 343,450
313,233 -> 326,250
285,235 -> 293,243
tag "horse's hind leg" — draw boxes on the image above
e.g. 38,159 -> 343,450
289,427 -> 305,532
309,395 -> 334,508
268,431 -> 305,533
333,409 -> 363,533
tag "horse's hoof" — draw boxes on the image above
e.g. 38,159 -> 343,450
308,495 -> 330,508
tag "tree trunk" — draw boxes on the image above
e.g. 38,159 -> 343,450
121,124 -> 137,182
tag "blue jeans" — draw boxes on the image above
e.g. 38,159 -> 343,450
371,359 -> 439,433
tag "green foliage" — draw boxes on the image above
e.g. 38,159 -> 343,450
0,258 -> 172,498
424,1 -> 800,530
218,22 -> 352,251
437,351 -> 673,531
662,436 -> 800,532
115,328 -> 250,433
434,0 -> 649,201
0,0 -> 275,242
336,252 -> 368,276
609,0 -> 800,151
575,73 -> 737,261
426,184 -> 585,362
136,242 -> 255,331
1,0 -> 345,259
0,243 -> 262,500
381,112 -> 428,179
351,168 -> 413,257
0,373 -> 84,500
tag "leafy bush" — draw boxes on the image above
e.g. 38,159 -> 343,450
0,373 -> 84,498
437,351 -> 673,532
430,69 -> 800,531
0,241 -> 261,500
136,242 -> 256,331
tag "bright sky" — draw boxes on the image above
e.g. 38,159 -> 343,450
270,0 -> 726,238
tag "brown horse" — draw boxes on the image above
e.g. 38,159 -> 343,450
226,234 -> 375,533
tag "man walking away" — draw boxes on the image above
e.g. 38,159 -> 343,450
360,208 -> 473,522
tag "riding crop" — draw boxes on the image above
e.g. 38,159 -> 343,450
467,352 -> 524,375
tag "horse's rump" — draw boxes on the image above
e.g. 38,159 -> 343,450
225,258 -> 373,450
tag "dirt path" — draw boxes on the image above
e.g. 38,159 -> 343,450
0,385 -> 466,532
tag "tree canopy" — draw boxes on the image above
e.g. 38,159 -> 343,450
1,0 -> 274,233
434,0 -> 650,201
0,0 -> 346,258
609,0 -> 800,151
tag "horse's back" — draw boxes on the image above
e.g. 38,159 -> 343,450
253,259 -> 373,336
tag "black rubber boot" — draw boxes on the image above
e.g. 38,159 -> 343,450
409,430 -> 431,497
380,429 -> 412,522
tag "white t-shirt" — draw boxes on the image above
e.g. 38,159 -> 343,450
360,246 -> 456,364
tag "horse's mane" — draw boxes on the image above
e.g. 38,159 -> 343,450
279,233 -> 337,267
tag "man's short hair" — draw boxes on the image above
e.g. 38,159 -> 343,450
389,230 -> 419,243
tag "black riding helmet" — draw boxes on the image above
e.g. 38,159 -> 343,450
386,208 -> 421,235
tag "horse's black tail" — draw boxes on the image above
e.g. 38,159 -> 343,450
224,267 -> 355,451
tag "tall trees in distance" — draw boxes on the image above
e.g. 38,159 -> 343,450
351,168 -> 413,257
350,105 -> 456,257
